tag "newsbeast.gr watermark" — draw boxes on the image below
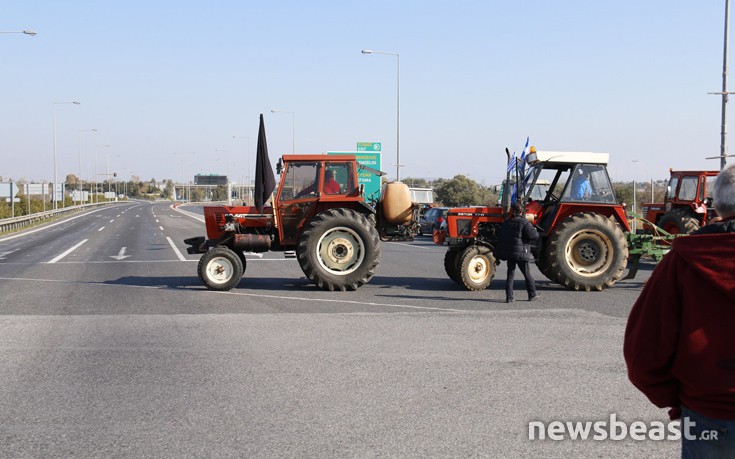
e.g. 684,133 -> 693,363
528,414 -> 719,441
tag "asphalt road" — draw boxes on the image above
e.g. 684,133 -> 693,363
0,202 -> 676,458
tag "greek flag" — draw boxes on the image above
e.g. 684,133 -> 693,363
507,155 -> 517,173
519,137 -> 530,164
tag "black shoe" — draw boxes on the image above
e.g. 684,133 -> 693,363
529,293 -> 541,301
506,298 -> 513,303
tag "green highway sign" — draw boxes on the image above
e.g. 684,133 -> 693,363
327,150 -> 382,203
356,142 -> 381,152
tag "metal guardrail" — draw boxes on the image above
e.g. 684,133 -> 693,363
0,201 -> 125,234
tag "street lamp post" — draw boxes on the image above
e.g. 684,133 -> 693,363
77,129 -> 97,205
173,152 -> 195,201
0,30 -> 37,36
94,144 -> 110,203
270,110 -> 295,154
105,152 -> 120,201
233,136 -> 251,204
215,149 -> 231,205
52,101 -> 80,209
362,48 -> 401,181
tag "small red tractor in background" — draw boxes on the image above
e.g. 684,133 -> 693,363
436,149 -> 631,292
641,170 -> 719,234
185,154 -> 417,292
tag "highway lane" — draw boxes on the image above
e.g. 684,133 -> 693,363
0,202 -> 674,457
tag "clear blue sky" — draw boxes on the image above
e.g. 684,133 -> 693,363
1,1 -> 729,185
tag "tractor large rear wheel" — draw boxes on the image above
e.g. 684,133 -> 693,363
536,242 -> 559,283
457,246 -> 496,291
197,247 -> 244,291
658,209 -> 700,235
547,212 -> 628,291
297,208 -> 381,291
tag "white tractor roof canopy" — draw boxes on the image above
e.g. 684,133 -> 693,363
526,151 -> 609,165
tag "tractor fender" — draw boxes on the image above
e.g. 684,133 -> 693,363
548,203 -> 630,234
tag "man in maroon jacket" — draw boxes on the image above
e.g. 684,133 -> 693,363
625,165 -> 735,457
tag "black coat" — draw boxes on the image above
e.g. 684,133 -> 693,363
495,216 -> 539,262
693,216 -> 735,234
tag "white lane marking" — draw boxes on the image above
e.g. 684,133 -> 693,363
0,276 -> 468,313
0,250 -> 18,260
48,239 -> 88,264
155,219 -> 159,223
116,214 -> 120,217
159,226 -> 164,231
109,219 -> 114,223
98,226 -> 105,232
136,215 -> 140,218
109,247 -> 130,260
219,290 -> 467,312
0,206 -> 115,243
0,258 -> 295,265
166,236 -> 187,261
171,205 -> 205,222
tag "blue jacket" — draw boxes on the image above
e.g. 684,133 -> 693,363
495,216 -> 539,262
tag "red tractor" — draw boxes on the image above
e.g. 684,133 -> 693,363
436,149 -> 630,292
641,170 -> 719,234
185,154 -> 417,292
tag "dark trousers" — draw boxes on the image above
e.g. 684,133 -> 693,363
505,260 -> 537,300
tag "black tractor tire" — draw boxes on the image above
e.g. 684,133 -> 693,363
536,242 -> 560,284
297,208 -> 381,291
547,212 -> 628,291
197,247 -> 244,291
458,246 -> 496,291
444,248 -> 463,284
658,209 -> 700,235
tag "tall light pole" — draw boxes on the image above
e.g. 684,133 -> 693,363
215,149 -> 231,205
94,144 -> 110,203
77,128 -> 97,205
173,152 -> 195,201
0,30 -> 37,36
270,109 -> 295,154
107,153 -> 120,197
233,136 -> 251,203
631,160 -> 639,233
362,48 -> 401,181
52,101 -> 80,209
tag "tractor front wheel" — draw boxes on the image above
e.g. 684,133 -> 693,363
297,208 -> 381,291
547,212 -> 628,291
197,247 -> 244,291
457,246 -> 496,291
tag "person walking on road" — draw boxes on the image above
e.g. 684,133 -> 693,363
624,164 -> 735,458
495,203 -> 540,303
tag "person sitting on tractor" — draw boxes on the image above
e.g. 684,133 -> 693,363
571,168 -> 592,200
296,169 -> 340,197
322,169 -> 341,194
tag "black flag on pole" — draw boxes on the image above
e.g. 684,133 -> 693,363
254,114 -> 276,213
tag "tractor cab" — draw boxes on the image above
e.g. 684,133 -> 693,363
520,150 -> 626,236
275,155 -> 363,246
642,170 -> 719,234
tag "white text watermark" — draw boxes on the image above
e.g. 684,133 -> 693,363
528,414 -> 719,441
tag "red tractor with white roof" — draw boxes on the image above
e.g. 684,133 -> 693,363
436,149 -> 630,292
641,170 -> 719,234
185,154 -> 418,292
